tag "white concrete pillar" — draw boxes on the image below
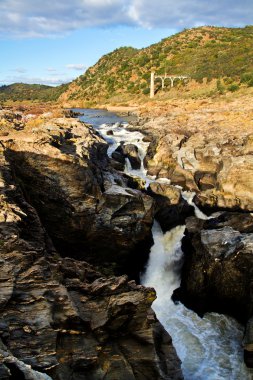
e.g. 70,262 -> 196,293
150,72 -> 155,98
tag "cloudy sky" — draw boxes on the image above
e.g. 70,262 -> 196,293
1,0 -> 252,86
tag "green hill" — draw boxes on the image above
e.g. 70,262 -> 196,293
0,83 -> 69,103
62,25 -> 253,103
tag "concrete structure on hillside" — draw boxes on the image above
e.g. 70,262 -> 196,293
150,72 -> 189,98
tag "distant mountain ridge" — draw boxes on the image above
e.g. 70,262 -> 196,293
61,25 -> 253,104
0,82 -> 68,103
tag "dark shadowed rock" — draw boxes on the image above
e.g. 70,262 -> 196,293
203,211 -> 253,233
109,157 -> 125,171
112,150 -> 125,165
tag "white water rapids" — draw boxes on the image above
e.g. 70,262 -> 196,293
79,111 -> 252,380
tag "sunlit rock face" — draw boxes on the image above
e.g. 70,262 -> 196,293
129,97 -> 253,213
144,132 -> 253,212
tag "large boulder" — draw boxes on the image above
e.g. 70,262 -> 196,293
174,213 -> 253,323
112,150 -> 125,165
122,143 -> 141,170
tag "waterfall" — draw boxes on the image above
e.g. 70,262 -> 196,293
142,222 -> 251,380
141,222 -> 185,302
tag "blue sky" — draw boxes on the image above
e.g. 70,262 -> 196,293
0,0 -> 252,86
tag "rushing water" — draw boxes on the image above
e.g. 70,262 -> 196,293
142,223 -> 251,380
76,108 -> 252,380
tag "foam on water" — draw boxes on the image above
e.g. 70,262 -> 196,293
96,122 -> 149,158
96,121 -> 156,187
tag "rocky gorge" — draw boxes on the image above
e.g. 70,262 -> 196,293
1,98 -> 253,379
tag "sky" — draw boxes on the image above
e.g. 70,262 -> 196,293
1,0 -> 253,86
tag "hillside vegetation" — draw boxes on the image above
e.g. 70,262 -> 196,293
62,26 -> 253,104
0,83 -> 69,103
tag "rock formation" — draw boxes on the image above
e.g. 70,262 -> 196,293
128,98 -> 253,369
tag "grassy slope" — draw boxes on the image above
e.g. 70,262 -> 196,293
62,26 -> 253,104
0,83 -> 69,103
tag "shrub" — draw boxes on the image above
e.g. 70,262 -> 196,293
227,83 -> 240,92
216,79 -> 225,94
142,88 -> 150,95
247,78 -> 253,87
240,72 -> 253,86
223,77 -> 233,85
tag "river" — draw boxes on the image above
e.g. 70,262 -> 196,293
76,108 -> 252,380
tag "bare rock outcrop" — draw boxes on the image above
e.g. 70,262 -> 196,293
144,131 -> 253,212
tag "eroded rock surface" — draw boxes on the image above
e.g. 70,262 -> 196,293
113,143 -> 141,170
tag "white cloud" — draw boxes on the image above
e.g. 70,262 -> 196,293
0,0 -> 252,38
66,64 -> 86,71
127,0 -> 253,29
